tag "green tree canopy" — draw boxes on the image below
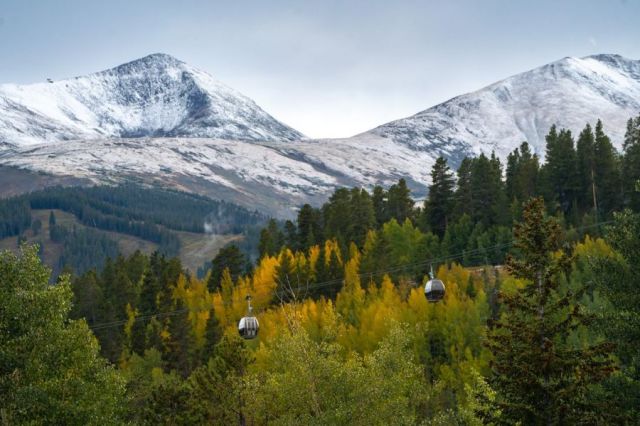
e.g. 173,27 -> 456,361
484,198 -> 616,424
0,245 -> 126,424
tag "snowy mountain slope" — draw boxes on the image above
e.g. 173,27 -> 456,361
0,53 -> 303,146
362,54 -> 640,163
0,135 -> 433,216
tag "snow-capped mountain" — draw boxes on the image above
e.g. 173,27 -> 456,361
361,54 -> 640,163
1,53 -> 639,217
0,53 -> 303,146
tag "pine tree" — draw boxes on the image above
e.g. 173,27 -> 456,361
387,178 -> 415,224
591,210 -> 640,420
484,198 -> 615,424
207,245 -> 246,292
541,126 -> 578,217
517,142 -> 540,201
372,185 -> 389,226
258,219 -> 284,258
593,120 -> 622,217
297,204 -> 322,250
576,123 -> 596,214
283,220 -> 298,250
163,276 -> 196,377
622,115 -> 640,211
347,188 -> 376,247
453,157 -> 473,220
201,307 -> 222,363
490,152 -> 510,226
506,142 -> 540,220
441,214 -> 473,259
469,153 -> 507,227
423,157 -> 455,237
505,146 -> 520,202
322,187 -> 352,246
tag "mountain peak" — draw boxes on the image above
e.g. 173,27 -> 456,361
104,53 -> 188,76
363,53 -> 640,165
0,54 -> 304,145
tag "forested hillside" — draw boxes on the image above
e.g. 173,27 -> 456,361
2,115 -> 640,424
0,184 -> 266,274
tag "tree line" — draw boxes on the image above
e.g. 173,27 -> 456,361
259,116 -> 640,266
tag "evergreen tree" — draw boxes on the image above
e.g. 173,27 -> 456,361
622,115 -> 640,211
386,178 -> 415,224
469,153 -> 507,227
540,126 -> 578,217
183,335 -> 254,424
297,204 -> 322,250
70,268 -> 103,336
593,120 -> 622,217
31,218 -> 42,236
516,142 -> 540,201
590,210 -> 640,420
258,219 -> 284,258
505,146 -> 521,202
490,152 -> 510,226
163,277 -> 196,377
347,188 -> 376,247
283,220 -> 298,251
441,214 -> 473,259
199,307 -> 221,364
322,187 -> 352,246
423,157 -> 455,237
207,244 -> 246,292
506,142 -> 540,219
453,157 -> 473,220
372,185 -> 389,226
576,123 -> 596,214
484,198 -> 615,424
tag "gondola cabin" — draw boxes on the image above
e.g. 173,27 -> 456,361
238,316 -> 259,339
424,278 -> 445,303
238,295 -> 259,340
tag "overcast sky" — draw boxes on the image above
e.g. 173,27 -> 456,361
0,0 -> 638,138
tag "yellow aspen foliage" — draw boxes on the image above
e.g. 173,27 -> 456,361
335,245 -> 365,326
352,275 -> 403,353
573,236 -> 618,259
362,229 -> 377,257
250,254 -> 278,308
211,255 -> 279,338
179,275 -> 211,349
435,263 -> 469,302
323,239 -> 343,265
307,245 -> 320,278
293,250 -> 310,281
124,303 -> 138,341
